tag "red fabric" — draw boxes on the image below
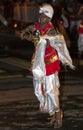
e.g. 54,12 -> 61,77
78,28 -> 83,34
35,22 -> 53,35
78,22 -> 83,34
35,22 -> 61,76
45,45 -> 61,76
41,84 -> 46,98
46,60 -> 61,76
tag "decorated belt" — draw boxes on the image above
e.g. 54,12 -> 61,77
45,49 -> 56,57
45,55 -> 58,64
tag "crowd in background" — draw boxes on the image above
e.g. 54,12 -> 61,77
0,0 -> 83,57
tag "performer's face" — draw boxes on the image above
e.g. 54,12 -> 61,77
39,13 -> 50,24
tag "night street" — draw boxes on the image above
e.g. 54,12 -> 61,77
0,57 -> 83,130
0,30 -> 83,130
0,0 -> 83,129
0,91 -> 82,130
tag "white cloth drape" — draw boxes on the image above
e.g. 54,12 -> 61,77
32,33 -> 75,115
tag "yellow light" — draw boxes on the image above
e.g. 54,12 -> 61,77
14,23 -> 17,28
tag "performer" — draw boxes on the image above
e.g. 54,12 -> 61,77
18,3 -> 75,128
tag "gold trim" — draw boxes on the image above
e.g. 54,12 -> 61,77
45,55 -> 58,64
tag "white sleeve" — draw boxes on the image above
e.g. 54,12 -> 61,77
40,34 -> 75,69
50,34 -> 75,69
32,39 -> 47,81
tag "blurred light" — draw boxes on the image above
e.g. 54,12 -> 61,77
14,23 -> 17,28
0,15 -> 8,26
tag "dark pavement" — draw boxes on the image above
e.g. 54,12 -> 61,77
0,57 -> 83,130
0,88 -> 82,130
0,28 -> 83,130
0,93 -> 82,130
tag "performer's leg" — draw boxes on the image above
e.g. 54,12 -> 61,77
45,73 -> 63,128
33,79 -> 45,111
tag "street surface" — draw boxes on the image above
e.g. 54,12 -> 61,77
0,30 -> 83,130
0,57 -> 83,130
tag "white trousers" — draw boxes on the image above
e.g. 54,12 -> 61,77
33,73 -> 60,115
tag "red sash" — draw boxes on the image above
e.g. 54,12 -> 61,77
35,22 -> 61,75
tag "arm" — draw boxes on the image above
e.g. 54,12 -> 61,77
50,34 -> 75,70
39,30 -> 75,70
16,24 -> 36,41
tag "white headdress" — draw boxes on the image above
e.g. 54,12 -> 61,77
39,3 -> 54,19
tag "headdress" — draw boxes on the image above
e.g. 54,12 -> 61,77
39,3 -> 54,19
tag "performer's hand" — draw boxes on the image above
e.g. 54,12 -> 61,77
15,30 -> 26,40
65,63 -> 76,70
20,31 -> 26,40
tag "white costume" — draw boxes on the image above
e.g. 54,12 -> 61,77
23,3 -> 75,116
32,34 -> 74,115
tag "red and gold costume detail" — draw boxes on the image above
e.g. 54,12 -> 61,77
22,21 -> 74,116
31,22 -> 74,115
35,22 -> 61,76
19,3 -> 75,128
